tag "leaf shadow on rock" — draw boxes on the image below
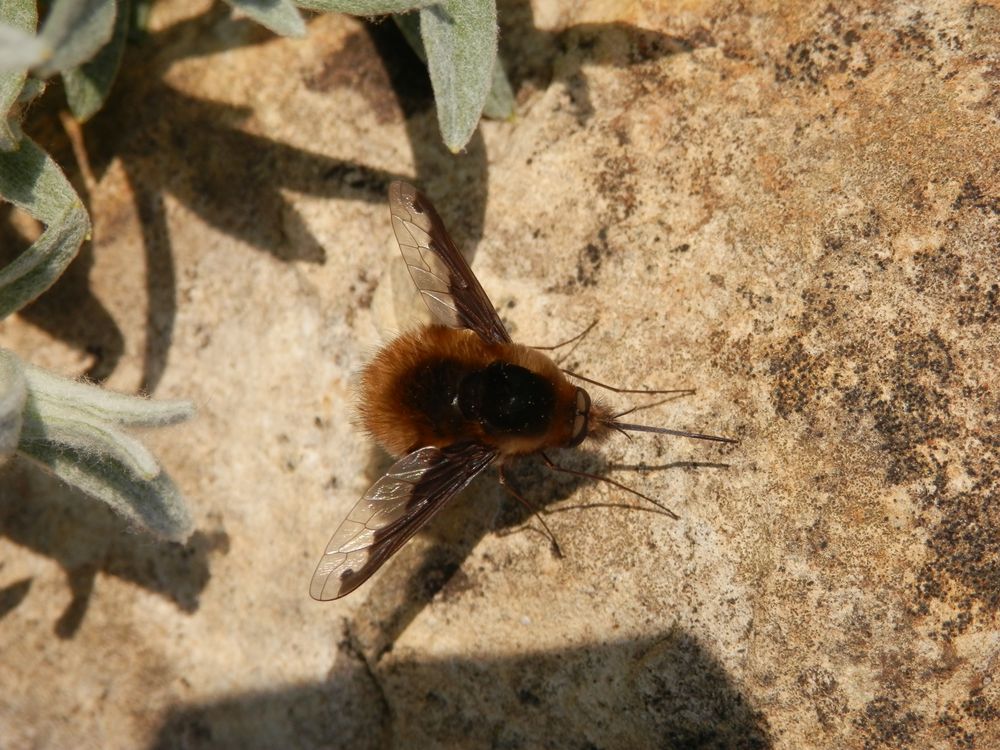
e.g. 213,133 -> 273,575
151,627 -> 771,750
0,461 -> 229,638
496,0 -> 713,127
0,202 -> 125,383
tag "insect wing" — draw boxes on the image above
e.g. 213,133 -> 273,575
310,442 -> 497,600
388,181 -> 512,345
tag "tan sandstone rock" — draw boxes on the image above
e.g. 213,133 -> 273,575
0,1 -> 997,748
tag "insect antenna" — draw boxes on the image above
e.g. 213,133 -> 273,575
540,452 -> 680,520
497,465 -> 563,557
562,369 -> 695,396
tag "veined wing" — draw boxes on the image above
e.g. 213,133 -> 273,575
388,181 -> 512,345
310,442 -> 498,601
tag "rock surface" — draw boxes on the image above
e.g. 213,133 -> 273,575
1,1 -> 997,748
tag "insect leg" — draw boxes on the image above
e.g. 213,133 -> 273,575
610,394 -> 693,420
562,368 -> 696,396
539,452 -> 680,520
525,318 -> 598,364
497,464 -> 563,558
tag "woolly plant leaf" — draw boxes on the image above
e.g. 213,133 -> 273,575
295,0 -> 438,13
0,136 -> 90,318
19,441 -> 193,540
62,0 -> 131,121
420,0 -> 497,151
6,351 -> 195,541
0,349 -> 27,460
36,0 -> 117,78
0,0 -> 39,149
226,0 -> 305,38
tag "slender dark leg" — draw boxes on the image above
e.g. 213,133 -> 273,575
526,318 -> 598,351
610,394 -> 692,420
562,368 -> 695,396
497,465 -> 563,558
540,453 -> 679,520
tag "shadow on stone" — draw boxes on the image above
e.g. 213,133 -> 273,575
331,447 -> 709,666
152,628 -> 771,749
0,462 -> 228,637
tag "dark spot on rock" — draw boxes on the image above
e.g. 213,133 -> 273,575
768,336 -> 830,419
572,227 -> 612,287
952,177 -> 1000,215
797,666 -> 847,729
773,13 -> 874,88
595,154 -> 639,221
321,165 -> 389,198
564,72 -> 595,125
353,270 -> 377,310
517,688 -> 541,707
855,695 -> 924,748
629,29 -> 697,62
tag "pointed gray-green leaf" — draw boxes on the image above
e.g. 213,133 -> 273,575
18,442 -> 193,541
396,9 -> 511,123
36,0 -> 116,78
0,0 -> 37,38
394,7 -> 511,121
0,202 -> 88,318
22,392 -> 161,480
14,360 -> 194,539
0,0 -> 38,150
481,52 -> 513,120
0,134 -> 78,222
226,0 -> 304,38
17,76 -> 46,105
63,0 -> 130,121
294,1 -> 437,13
22,362 -> 193,428
0,23 -> 47,71
420,0 -> 497,151
0,136 -> 90,317
0,349 -> 27,460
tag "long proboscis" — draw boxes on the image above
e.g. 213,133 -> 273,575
603,420 -> 738,444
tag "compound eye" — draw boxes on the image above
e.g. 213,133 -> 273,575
567,388 -> 591,447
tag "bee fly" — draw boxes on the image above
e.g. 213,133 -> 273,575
310,181 -> 736,600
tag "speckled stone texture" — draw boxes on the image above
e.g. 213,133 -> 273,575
0,1 -> 997,748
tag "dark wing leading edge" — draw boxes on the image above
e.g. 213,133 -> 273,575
388,181 -> 513,345
310,442 -> 498,601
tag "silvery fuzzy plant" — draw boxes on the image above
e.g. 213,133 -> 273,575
0,74 -> 195,539
0,1 -> 511,539
0,349 -> 195,539
0,0 -> 512,150
0,102 -> 195,538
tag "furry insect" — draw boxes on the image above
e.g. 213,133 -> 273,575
310,182 -> 735,600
